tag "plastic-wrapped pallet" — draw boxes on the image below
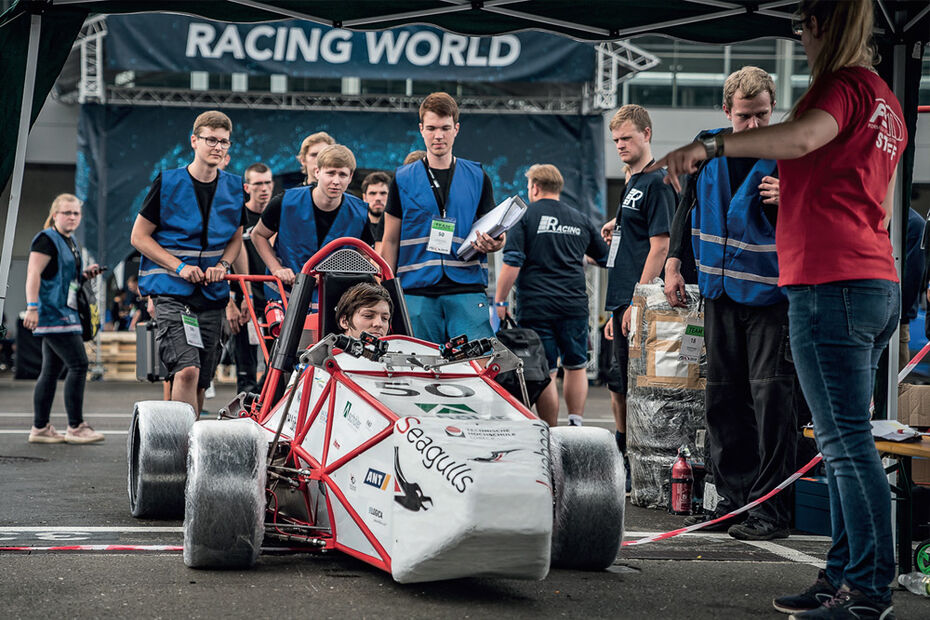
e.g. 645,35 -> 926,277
626,281 -> 706,509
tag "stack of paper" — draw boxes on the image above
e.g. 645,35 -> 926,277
457,196 -> 528,260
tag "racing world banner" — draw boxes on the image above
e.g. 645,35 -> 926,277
76,104 -> 605,267
104,15 -> 595,83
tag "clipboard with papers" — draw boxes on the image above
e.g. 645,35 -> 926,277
456,195 -> 528,261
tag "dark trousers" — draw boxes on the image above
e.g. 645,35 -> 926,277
233,325 -> 259,394
33,332 -> 88,428
704,294 -> 798,528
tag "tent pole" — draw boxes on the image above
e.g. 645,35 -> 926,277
884,39 -> 907,424
0,14 -> 42,324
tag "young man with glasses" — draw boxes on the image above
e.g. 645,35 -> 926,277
131,110 -> 244,416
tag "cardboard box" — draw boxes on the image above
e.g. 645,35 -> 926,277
897,383 -> 930,428
911,456 -> 930,486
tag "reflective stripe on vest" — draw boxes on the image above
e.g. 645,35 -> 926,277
137,168 -> 242,301
692,140 -> 783,306
32,228 -> 81,334
395,158 -> 488,290
263,187 -> 369,307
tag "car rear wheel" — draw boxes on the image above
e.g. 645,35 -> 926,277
128,400 -> 196,518
183,419 -> 267,569
549,426 -> 626,569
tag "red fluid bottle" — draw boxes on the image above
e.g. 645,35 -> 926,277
669,446 -> 694,515
264,300 -> 285,338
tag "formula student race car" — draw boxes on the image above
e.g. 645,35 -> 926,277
127,239 -> 625,582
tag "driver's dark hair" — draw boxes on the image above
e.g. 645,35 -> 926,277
335,283 -> 393,332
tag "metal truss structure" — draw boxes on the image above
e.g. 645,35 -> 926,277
75,14 -> 107,103
65,15 -> 657,115
593,40 -> 660,110
103,86 -> 586,115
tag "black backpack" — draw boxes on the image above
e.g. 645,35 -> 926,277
494,316 -> 551,407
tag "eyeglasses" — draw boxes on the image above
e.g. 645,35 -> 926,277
197,135 -> 232,150
791,16 -> 810,36
57,210 -> 81,217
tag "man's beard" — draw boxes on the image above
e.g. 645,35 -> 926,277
368,205 -> 385,217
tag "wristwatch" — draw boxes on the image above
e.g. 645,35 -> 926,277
701,134 -> 725,159
219,260 -> 232,272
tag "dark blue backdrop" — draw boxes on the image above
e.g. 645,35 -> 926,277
76,104 -> 606,268
105,15 -> 595,83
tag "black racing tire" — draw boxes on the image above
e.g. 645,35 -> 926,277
183,419 -> 268,569
549,427 -> 626,570
127,400 -> 196,519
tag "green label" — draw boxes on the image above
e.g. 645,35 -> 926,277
432,220 -> 456,233
181,314 -> 199,327
685,324 -> 704,338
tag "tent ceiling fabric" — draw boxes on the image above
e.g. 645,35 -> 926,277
0,0 -> 801,195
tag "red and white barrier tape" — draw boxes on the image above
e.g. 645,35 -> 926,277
0,544 -> 183,552
624,340 -> 930,547
622,453 -> 823,546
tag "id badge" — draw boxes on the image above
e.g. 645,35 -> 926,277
67,281 -> 79,310
427,218 -> 456,254
247,320 -> 259,346
181,312 -> 204,349
606,225 -> 622,268
678,320 -> 705,364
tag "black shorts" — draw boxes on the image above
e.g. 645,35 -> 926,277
153,297 -> 225,390
606,306 -> 629,395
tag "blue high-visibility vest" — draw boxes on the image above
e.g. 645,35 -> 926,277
138,168 -> 242,302
394,158 -> 488,290
264,186 -> 369,308
692,130 -> 783,306
32,228 -> 81,335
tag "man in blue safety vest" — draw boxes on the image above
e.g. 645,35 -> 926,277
131,110 -> 244,416
380,92 -> 504,345
664,67 -> 801,541
250,144 -> 373,313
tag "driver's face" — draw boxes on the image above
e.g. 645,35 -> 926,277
341,301 -> 391,338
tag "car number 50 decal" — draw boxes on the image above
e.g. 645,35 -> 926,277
376,381 -> 475,398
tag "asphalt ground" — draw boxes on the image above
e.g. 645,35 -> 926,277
0,374 -> 925,618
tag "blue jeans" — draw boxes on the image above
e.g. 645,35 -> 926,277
405,292 -> 494,345
786,280 -> 899,603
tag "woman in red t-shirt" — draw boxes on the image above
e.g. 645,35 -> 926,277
654,0 -> 905,616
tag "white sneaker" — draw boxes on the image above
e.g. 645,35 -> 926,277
205,381 -> 216,399
28,424 -> 65,443
65,422 -> 105,444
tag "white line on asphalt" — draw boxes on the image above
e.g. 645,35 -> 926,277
736,540 -> 827,569
0,526 -> 182,532
0,430 -> 128,435
0,412 -> 132,418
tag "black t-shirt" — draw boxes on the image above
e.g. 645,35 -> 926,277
504,198 -> 608,320
369,217 -> 385,245
30,229 -> 81,280
239,205 -> 268,304
260,190 -> 375,249
138,170 -> 227,310
385,159 -> 497,297
605,168 -> 676,310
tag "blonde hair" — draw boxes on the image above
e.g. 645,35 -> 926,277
192,110 -> 232,136
316,144 -> 356,174
403,150 -> 427,165
44,193 -> 81,229
723,66 -> 776,110
793,0 -> 875,115
609,104 -> 652,135
297,131 -> 336,173
526,164 -> 564,195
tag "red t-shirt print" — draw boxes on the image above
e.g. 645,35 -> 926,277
776,67 -> 907,287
